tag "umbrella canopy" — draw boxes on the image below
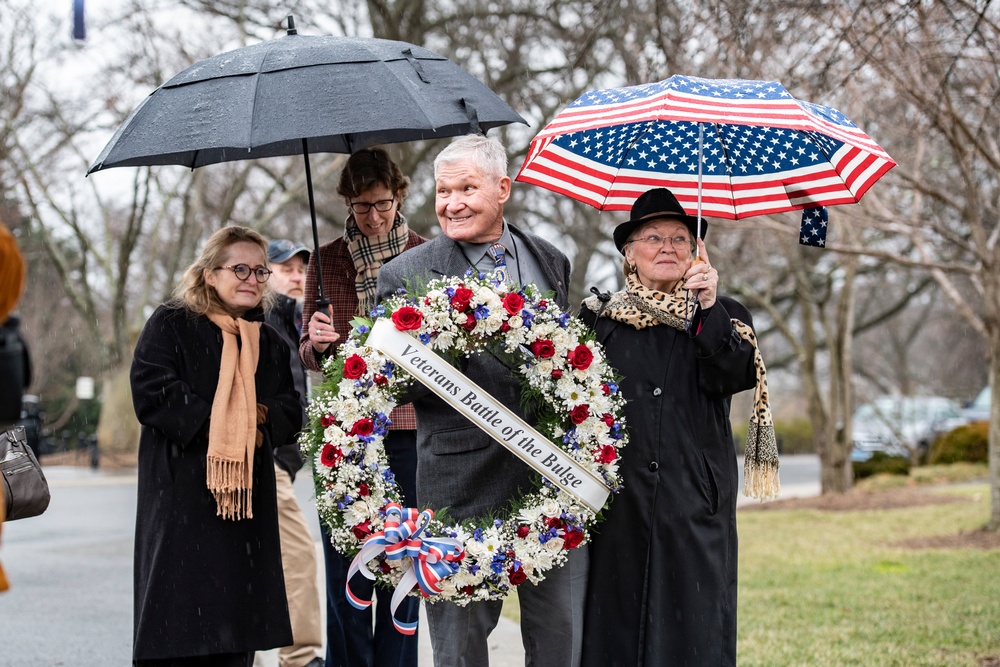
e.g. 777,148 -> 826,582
515,75 -> 895,220
88,29 -> 525,171
88,19 -> 526,306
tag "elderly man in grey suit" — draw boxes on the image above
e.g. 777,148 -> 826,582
376,134 -> 587,667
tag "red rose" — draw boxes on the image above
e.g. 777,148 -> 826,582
595,444 -> 617,464
551,369 -> 563,380
343,354 -> 368,379
569,404 -> 590,424
516,525 -> 531,538
451,286 -> 474,311
379,559 -> 392,573
566,344 -> 593,370
602,413 -> 615,427
321,414 -> 336,428
352,520 -> 373,540
462,585 -> 476,596
391,306 -> 423,331
563,529 -> 585,549
545,516 -> 563,529
320,444 -> 343,467
349,418 -> 374,437
529,339 -> 555,359
461,313 -> 478,331
358,483 -> 370,497
538,300 -> 548,310
601,383 -> 611,396
500,321 -> 511,333
508,566 -> 528,586
502,292 -> 524,315
373,374 -> 388,386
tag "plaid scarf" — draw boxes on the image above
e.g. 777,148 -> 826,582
585,273 -> 780,500
205,312 -> 261,520
345,213 -> 410,316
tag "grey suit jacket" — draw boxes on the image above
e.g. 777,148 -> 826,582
376,223 -> 571,521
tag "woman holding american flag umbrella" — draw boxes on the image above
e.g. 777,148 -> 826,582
577,187 -> 778,666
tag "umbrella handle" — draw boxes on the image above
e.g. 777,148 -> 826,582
315,297 -> 332,324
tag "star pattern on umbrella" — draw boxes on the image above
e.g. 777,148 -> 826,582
550,120 -> 841,178
799,206 -> 829,247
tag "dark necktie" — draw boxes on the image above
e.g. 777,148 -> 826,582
489,243 -> 509,285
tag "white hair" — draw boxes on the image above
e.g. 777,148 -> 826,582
434,134 -> 508,182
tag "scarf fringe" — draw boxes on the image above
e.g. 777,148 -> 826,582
743,421 -> 780,501
207,455 -> 253,520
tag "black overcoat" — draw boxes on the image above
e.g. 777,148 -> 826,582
130,303 -> 302,660
580,295 -> 757,667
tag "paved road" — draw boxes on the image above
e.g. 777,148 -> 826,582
0,455 -> 818,666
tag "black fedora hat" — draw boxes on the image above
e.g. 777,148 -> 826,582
613,188 -> 707,254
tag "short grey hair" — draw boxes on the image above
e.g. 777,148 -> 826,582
434,134 -> 508,182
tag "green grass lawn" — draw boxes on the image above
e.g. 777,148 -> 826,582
500,482 -> 998,665
738,484 -> 999,666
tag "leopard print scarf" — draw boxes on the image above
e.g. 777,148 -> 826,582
584,273 -> 779,501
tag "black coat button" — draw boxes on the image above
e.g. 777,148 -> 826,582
648,461 -> 659,472
653,387 -> 662,396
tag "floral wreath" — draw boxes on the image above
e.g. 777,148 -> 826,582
301,269 -> 628,610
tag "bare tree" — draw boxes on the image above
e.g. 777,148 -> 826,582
827,0 -> 1000,528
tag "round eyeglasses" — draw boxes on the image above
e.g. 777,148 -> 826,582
215,264 -> 272,282
349,197 -> 395,214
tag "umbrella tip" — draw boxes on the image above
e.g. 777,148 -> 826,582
286,15 -> 297,35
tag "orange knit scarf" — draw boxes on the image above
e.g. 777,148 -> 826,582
205,312 -> 261,520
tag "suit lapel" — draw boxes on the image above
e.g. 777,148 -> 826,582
509,224 -> 567,305
429,235 -> 473,278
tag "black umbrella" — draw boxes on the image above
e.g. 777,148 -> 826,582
88,16 -> 526,309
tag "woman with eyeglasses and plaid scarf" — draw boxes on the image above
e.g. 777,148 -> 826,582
298,147 -> 426,667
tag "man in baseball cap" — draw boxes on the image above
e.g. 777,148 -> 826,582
261,238 -> 324,667
268,240 -> 311,302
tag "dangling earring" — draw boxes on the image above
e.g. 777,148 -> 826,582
629,263 -> 636,273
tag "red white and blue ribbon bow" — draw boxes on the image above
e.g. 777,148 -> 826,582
346,502 -> 465,634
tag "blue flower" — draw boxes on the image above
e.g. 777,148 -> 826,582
474,305 -> 490,320
493,518 -> 503,528
473,528 -> 485,542
490,560 -> 504,574
419,332 -> 432,344
469,564 -> 480,575
356,324 -> 370,334
558,312 -> 571,327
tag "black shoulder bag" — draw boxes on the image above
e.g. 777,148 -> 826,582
1,425 -> 50,521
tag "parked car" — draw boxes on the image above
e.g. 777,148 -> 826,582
962,386 -> 990,423
851,396 -> 967,462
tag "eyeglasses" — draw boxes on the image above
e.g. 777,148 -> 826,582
215,264 -> 272,282
349,198 -> 395,214
629,234 -> 692,250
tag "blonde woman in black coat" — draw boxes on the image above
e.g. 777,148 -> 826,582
580,189 -> 777,667
130,226 -> 303,667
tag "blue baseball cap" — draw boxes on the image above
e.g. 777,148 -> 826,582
267,239 -> 311,264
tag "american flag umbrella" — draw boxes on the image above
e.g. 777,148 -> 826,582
515,75 -> 895,221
